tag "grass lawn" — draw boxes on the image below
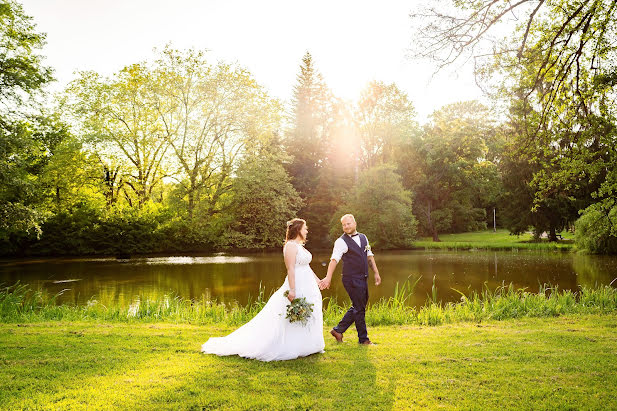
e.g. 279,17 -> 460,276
1,314 -> 616,410
413,229 -> 575,251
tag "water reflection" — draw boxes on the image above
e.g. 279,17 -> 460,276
1,250 -> 615,308
142,256 -> 256,265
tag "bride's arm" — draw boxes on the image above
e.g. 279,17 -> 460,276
283,243 -> 297,301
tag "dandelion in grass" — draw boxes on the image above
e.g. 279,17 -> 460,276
283,290 -> 314,326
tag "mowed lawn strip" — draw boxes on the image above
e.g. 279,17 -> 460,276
1,314 -> 616,410
412,229 -> 575,251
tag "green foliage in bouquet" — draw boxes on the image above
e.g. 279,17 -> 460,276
283,290 -> 314,326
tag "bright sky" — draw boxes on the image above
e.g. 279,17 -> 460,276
22,0 -> 484,122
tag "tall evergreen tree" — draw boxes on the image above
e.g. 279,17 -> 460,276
285,52 -> 333,193
285,52 -> 341,247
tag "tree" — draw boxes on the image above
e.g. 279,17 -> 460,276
400,101 -> 498,241
356,81 -> 418,169
411,0 -> 617,130
499,136 -> 579,240
68,65 -> 171,207
330,164 -> 417,249
286,52 -> 335,192
0,0 -> 54,241
151,47 -> 281,220
575,202 -> 617,254
285,52 -> 341,247
411,0 -> 617,247
495,62 -> 610,240
224,136 -> 302,249
0,1 -> 52,111
35,115 -> 101,213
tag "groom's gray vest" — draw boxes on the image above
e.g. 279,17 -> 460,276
341,233 -> 369,279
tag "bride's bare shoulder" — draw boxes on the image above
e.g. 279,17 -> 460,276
283,241 -> 298,253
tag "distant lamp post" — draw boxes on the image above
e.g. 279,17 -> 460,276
493,208 -> 496,232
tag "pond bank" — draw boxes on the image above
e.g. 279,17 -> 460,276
1,229 -> 577,260
412,229 -> 575,252
2,282 -> 616,326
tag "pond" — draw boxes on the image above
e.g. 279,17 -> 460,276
1,250 -> 616,308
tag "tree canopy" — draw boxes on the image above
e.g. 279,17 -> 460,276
3,0 -> 617,255
0,0 -> 56,245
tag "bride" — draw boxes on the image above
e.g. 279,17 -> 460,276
201,218 -> 325,361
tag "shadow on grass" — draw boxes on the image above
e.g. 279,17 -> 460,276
170,341 -> 397,410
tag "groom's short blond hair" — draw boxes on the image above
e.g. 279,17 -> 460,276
340,214 -> 356,223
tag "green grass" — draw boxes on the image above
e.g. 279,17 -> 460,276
2,281 -> 616,409
1,314 -> 616,409
412,229 -> 575,251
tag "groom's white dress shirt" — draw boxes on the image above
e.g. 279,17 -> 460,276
330,232 -> 375,262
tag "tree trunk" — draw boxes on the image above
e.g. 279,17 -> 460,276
431,225 -> 441,242
533,229 -> 541,241
187,173 -> 198,220
548,226 -> 558,242
187,190 -> 194,220
427,200 -> 441,242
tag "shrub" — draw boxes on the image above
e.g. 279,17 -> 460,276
575,204 -> 617,254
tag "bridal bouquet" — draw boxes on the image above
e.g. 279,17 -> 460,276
283,290 -> 314,326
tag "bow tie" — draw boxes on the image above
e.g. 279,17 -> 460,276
349,233 -> 359,237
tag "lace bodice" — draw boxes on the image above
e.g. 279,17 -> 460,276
284,241 -> 312,266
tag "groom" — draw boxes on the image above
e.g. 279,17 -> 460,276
319,214 -> 381,345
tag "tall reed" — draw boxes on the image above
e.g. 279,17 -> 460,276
1,279 -> 616,326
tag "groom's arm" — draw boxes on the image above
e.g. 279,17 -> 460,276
325,259 -> 338,280
320,239 -> 345,289
368,256 -> 381,286
319,259 -> 337,290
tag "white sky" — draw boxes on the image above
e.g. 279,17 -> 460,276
22,0 -> 485,122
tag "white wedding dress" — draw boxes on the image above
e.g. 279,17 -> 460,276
201,242 -> 325,361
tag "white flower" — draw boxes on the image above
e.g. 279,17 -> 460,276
364,244 -> 371,252
127,299 -> 140,317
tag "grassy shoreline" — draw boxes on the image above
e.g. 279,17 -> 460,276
1,314 -> 616,409
2,281 -> 616,327
411,229 -> 575,252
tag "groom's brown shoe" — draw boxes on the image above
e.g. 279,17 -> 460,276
360,340 -> 375,345
330,329 -> 344,343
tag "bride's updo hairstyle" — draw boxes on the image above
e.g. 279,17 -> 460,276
285,218 -> 306,242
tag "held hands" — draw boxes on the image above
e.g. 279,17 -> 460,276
318,277 -> 331,290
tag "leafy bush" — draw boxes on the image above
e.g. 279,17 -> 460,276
24,201 -> 185,256
95,202 -> 166,255
575,204 -> 617,254
28,201 -> 104,255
